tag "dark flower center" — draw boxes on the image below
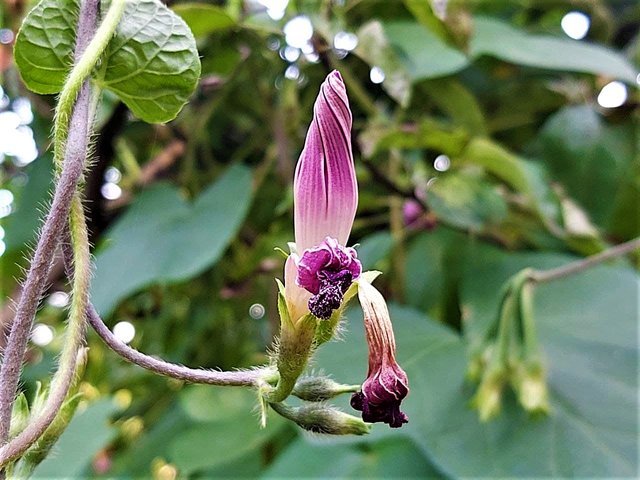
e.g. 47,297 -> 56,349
308,270 -> 353,320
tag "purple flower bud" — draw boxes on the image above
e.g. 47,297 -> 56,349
351,280 -> 409,428
296,237 -> 362,319
284,71 -> 359,322
293,70 -> 358,253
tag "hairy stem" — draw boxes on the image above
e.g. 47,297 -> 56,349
53,0 -> 126,172
0,198 -> 91,467
86,302 -> 272,386
527,237 -> 640,284
0,0 -> 125,450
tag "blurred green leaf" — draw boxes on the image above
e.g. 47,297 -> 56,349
32,399 -> 119,478
360,118 -> 468,159
356,231 -> 394,271
169,387 -> 286,475
428,172 -> 508,231
421,78 -> 487,136
171,3 -> 235,38
91,165 -> 253,317
533,105 -> 638,236
471,17 -> 639,83
179,385 -> 255,423
3,155 -> 53,254
313,249 -> 638,477
262,436 -> 441,479
15,0 -> 201,123
384,21 -> 469,80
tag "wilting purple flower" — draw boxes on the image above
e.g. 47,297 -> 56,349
296,237 -> 362,319
285,71 -> 359,322
350,279 -> 409,428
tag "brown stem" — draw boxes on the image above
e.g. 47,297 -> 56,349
528,237 -> 640,284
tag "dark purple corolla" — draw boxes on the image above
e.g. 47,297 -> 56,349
297,237 -> 362,319
350,279 -> 409,428
284,71 -> 360,322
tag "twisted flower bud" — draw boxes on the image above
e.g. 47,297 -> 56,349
350,279 -> 409,428
285,70 -> 360,322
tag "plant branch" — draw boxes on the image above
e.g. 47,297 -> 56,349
0,0 -> 108,446
84,300 -> 273,386
0,197 -> 91,466
53,0 -> 127,172
59,225 -> 273,387
527,237 -> 640,284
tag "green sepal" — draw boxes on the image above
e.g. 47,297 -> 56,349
270,401 -> 370,435
273,247 -> 289,259
275,278 -> 294,333
292,376 -> 360,402
266,313 -> 318,403
9,392 -> 30,440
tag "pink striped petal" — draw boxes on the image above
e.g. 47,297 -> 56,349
293,70 -> 358,252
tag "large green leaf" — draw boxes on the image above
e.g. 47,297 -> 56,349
261,436 -> 441,479
91,165 -> 253,317
384,21 -> 469,80
532,105 -> 638,235
14,0 -> 200,123
312,249 -> 638,476
13,2 -> 77,94
97,0 -> 201,123
31,399 -> 120,477
471,16 -> 639,83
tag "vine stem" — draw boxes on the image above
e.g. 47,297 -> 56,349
527,237 -> 640,284
85,301 -> 273,386
0,198 -> 91,466
64,223 -> 273,388
53,0 -> 126,171
0,0 -> 125,451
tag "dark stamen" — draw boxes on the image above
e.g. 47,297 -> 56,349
308,270 -> 353,320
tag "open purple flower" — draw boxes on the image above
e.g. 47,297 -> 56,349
296,237 -> 361,319
284,71 -> 360,322
350,279 -> 409,428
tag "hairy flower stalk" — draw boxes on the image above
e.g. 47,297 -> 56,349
285,70 -> 360,323
350,279 -> 409,428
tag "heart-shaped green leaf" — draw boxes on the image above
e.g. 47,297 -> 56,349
91,165 -> 253,317
14,0 -> 201,123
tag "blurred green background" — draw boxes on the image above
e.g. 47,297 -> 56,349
0,0 -> 638,478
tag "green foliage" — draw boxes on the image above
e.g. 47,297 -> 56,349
471,16 -> 639,83
91,165 -> 253,316
14,0 -> 200,122
313,252 -> 638,477
2,0 -> 639,477
31,399 -> 121,477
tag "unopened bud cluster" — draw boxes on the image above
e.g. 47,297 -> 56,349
468,271 -> 550,421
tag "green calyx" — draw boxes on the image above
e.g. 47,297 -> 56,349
270,402 -> 370,436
